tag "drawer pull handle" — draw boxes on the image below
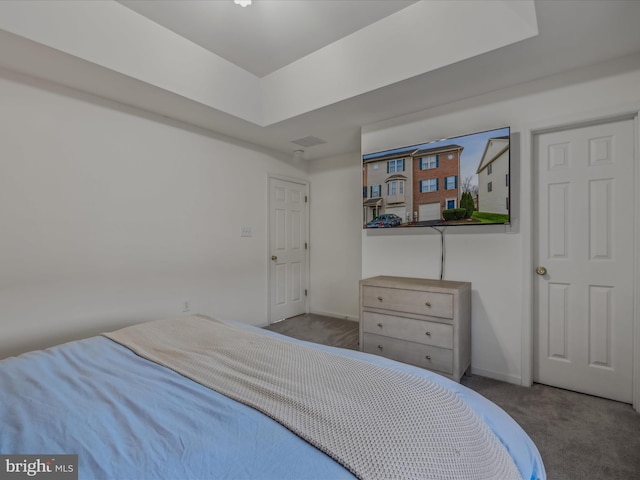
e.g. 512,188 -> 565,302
377,296 -> 383,302
377,345 -> 384,350
425,331 -> 431,336
377,323 -> 383,328
425,302 -> 432,307
425,355 -> 432,361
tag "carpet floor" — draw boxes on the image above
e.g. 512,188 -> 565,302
264,313 -> 360,350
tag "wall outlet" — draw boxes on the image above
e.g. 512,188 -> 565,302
182,300 -> 190,312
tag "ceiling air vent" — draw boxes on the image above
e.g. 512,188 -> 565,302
290,136 -> 327,148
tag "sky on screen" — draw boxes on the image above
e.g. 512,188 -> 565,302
363,127 -> 510,189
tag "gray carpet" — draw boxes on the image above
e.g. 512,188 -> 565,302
264,314 -> 640,480
265,313 -> 360,350
462,375 -> 640,480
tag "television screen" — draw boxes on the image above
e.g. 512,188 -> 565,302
362,126 -> 510,229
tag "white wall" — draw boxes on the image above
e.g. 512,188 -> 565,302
359,55 -> 640,384
308,152 -> 362,321
0,69 -> 308,358
3,52 -> 639,382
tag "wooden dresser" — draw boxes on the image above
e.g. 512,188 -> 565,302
359,276 -> 471,382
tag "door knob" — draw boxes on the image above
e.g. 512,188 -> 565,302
271,255 -> 278,261
536,266 -> 547,276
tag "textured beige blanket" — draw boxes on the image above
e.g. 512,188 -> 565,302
104,315 -> 520,480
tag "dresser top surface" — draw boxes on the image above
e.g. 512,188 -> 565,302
360,276 -> 471,291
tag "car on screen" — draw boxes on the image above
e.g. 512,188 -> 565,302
366,213 -> 402,228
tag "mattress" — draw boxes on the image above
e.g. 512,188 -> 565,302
0,316 -> 545,480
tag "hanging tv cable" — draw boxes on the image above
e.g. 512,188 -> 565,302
430,226 -> 446,280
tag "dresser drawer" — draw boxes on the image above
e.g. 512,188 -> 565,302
362,312 -> 453,349
362,286 -> 453,319
362,333 -> 453,375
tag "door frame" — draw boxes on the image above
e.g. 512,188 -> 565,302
266,173 -> 310,325
521,109 -> 640,412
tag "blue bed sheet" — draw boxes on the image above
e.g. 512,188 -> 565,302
0,320 -> 545,480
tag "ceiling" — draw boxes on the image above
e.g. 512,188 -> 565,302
1,1 -> 640,161
119,0 -> 419,78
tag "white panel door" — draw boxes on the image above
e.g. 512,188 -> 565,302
534,118 -> 635,403
269,177 -> 308,323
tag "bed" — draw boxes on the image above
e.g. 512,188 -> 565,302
0,315 -> 545,480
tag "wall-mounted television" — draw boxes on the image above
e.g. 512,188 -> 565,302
362,126 -> 510,229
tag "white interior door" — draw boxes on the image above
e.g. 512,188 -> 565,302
269,177 -> 308,323
534,118 -> 635,403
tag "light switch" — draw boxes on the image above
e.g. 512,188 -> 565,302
241,226 -> 252,237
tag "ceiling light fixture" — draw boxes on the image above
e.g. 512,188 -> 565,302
234,0 -> 252,7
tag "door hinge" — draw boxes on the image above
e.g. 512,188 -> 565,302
305,242 -> 308,250
305,195 -> 308,203
305,289 -> 308,296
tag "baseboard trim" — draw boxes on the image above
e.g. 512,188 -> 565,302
470,366 -> 522,386
308,310 -> 359,323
